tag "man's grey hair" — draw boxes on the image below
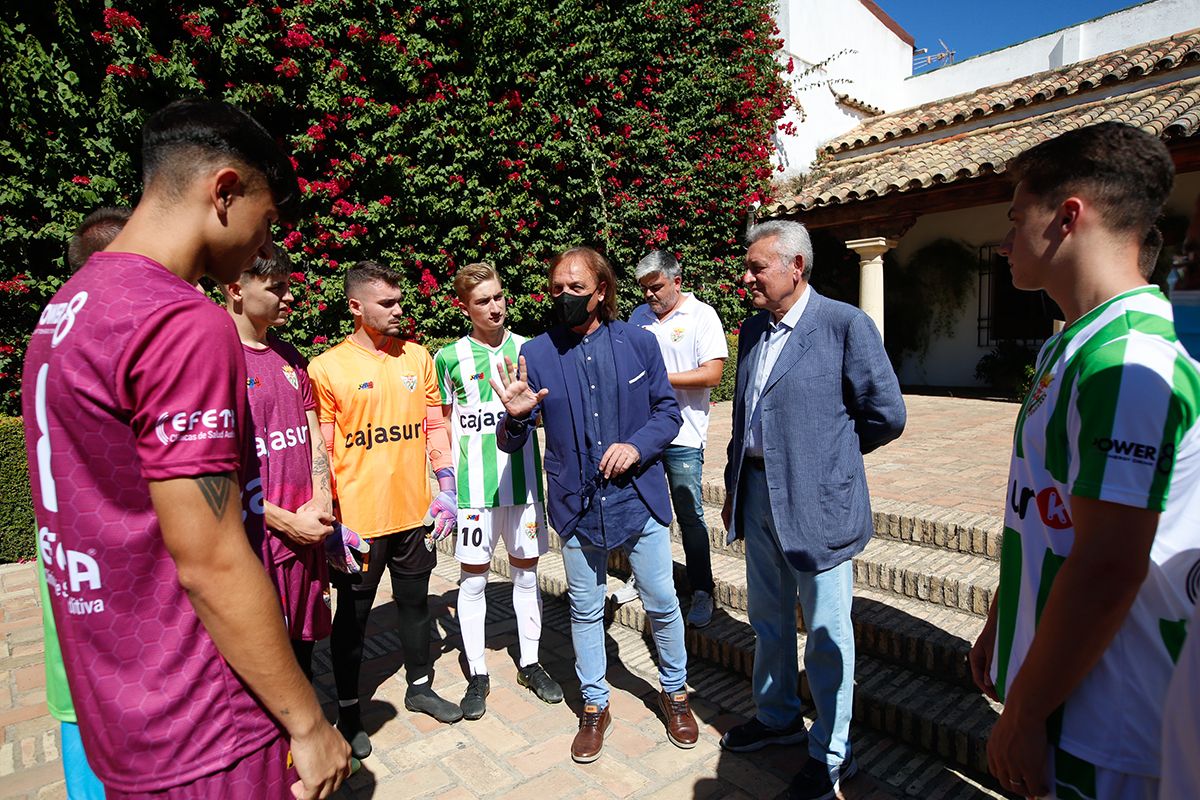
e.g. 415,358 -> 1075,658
635,250 -> 681,282
747,220 -> 814,281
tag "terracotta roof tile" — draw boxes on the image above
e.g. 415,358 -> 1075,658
825,28 -> 1200,153
765,75 -> 1200,216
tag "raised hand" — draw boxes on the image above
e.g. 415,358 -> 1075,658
490,355 -> 549,420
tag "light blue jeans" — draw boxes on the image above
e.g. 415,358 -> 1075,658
741,460 -> 855,766
560,516 -> 687,708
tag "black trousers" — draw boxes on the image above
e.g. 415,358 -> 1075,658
329,527 -> 436,701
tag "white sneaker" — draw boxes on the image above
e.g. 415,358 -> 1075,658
611,577 -> 639,604
687,590 -> 714,628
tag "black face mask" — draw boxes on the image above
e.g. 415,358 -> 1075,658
552,291 -> 594,328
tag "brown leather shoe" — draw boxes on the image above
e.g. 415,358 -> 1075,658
571,704 -> 611,763
659,689 -> 699,748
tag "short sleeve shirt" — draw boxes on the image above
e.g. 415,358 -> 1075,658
307,337 -> 439,537
629,294 -> 727,448
21,253 -> 278,793
245,335 -> 317,564
434,333 -> 544,508
992,286 -> 1200,776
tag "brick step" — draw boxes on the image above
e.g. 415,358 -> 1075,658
548,520 -> 998,620
608,539 -> 983,688
442,541 -> 1005,781
694,481 -> 1005,561
421,552 -> 1009,799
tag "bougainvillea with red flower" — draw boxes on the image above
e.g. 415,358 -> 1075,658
0,1 -> 791,414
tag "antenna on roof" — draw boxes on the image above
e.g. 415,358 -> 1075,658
913,39 -> 955,72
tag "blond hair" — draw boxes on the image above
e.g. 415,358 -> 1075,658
453,262 -> 501,302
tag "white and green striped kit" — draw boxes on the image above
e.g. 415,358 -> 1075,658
992,285 -> 1200,776
435,333 -> 544,508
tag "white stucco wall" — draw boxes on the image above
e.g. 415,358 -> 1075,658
902,0 -> 1200,108
891,202 -> 1009,387
772,0 -> 912,176
893,170 -> 1200,387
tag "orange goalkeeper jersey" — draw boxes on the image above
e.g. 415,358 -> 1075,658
308,336 -> 440,538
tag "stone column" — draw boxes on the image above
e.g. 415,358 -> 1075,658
845,237 -> 897,341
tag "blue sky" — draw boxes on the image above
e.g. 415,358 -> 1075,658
875,0 -> 1147,64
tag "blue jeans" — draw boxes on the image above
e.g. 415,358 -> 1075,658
560,515 -> 687,708
741,460 -> 855,766
61,721 -> 106,799
663,445 -> 714,594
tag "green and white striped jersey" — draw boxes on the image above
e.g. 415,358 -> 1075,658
434,332 -> 544,508
992,286 -> 1200,776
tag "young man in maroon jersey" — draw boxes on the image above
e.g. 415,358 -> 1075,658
22,100 -> 350,800
223,248 -> 336,680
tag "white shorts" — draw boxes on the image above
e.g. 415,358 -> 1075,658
1041,745 -> 1157,800
454,504 -> 548,565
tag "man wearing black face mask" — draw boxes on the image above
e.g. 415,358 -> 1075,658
493,246 -> 696,763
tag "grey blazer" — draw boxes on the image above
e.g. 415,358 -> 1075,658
724,289 -> 906,572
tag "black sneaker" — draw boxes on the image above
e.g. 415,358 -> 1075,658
336,704 -> 373,760
719,715 -> 808,752
405,683 -> 464,723
787,757 -> 858,800
460,674 -> 490,720
517,662 -> 564,704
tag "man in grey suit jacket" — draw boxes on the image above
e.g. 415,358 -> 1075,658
718,220 -> 905,800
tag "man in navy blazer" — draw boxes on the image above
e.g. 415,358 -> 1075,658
494,246 -> 698,763
718,221 -> 905,800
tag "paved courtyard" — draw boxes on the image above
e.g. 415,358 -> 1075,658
0,394 -> 1017,799
704,395 -> 1017,519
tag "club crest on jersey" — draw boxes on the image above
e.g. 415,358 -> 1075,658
358,381 -> 374,390
281,365 -> 299,390
1025,373 -> 1053,415
401,374 -> 418,392
524,521 -> 539,539
670,326 -> 686,343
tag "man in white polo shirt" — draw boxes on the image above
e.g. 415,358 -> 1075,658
621,251 -> 728,627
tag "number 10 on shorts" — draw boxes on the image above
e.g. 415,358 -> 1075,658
454,505 -> 549,566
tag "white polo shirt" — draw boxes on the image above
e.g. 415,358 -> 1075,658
629,293 -> 728,449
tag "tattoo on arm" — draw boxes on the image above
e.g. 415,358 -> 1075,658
312,447 -> 332,502
195,474 -> 232,519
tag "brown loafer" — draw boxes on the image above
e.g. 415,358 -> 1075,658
659,689 -> 699,748
571,704 -> 612,763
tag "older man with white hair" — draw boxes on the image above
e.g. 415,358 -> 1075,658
618,252 -> 727,627
719,220 -> 905,800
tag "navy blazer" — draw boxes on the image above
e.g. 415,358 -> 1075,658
498,320 -> 682,544
724,290 -> 906,572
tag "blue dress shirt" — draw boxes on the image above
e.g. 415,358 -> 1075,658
572,323 -> 651,546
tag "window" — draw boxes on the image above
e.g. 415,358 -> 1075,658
977,244 -> 1060,346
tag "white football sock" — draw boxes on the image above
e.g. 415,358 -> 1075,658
511,565 -> 542,668
458,570 -> 489,676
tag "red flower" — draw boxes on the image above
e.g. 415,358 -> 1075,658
91,32 -> 114,44
281,24 -> 316,49
149,53 -> 169,64
530,293 -> 544,302
180,14 -> 213,42
275,57 -> 300,78
378,195 -> 392,206
0,274 -> 30,294
283,231 -> 304,249
103,9 -> 142,30
71,176 -> 91,185
312,335 -> 328,345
